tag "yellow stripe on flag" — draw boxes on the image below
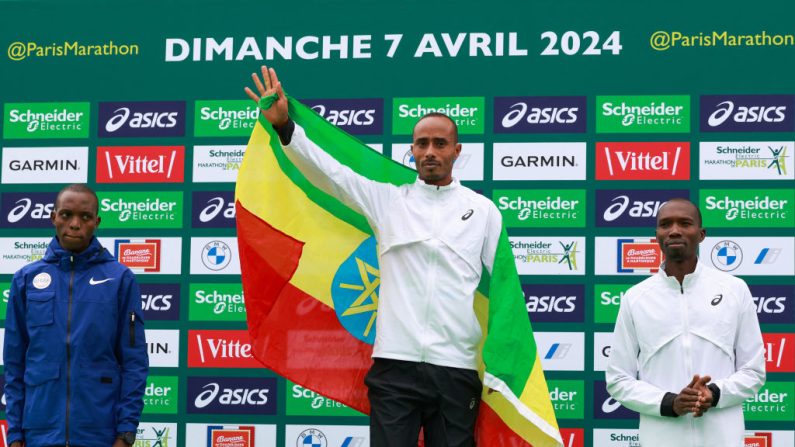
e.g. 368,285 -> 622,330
236,122 -> 369,308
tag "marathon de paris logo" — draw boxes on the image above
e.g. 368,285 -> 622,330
331,236 -> 380,344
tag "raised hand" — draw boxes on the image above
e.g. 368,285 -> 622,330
244,65 -> 289,127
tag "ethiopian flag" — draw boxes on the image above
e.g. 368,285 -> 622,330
235,97 -> 562,447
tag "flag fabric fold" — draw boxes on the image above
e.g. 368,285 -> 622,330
235,97 -> 562,447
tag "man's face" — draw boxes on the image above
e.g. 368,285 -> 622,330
410,116 -> 461,186
50,190 -> 100,253
656,201 -> 705,263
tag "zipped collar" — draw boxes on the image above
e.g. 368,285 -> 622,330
414,176 -> 460,197
43,236 -> 114,270
657,258 -> 705,292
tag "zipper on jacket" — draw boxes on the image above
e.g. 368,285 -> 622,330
420,197 -> 441,362
65,255 -> 75,447
679,279 -> 696,443
129,312 -> 136,347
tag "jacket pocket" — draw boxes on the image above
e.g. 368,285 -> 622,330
26,292 -> 55,327
73,363 -> 121,429
22,362 -> 61,429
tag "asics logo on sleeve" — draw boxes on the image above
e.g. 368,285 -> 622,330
711,294 -> 723,306
89,277 -> 114,285
461,209 -> 474,220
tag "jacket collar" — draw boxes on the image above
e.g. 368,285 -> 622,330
657,258 -> 705,291
414,177 -> 460,196
43,236 -> 113,269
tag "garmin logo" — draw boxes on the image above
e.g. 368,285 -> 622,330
494,96 -> 586,133
500,155 -> 576,168
493,143 -> 586,181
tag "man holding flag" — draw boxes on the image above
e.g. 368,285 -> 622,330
240,66 -> 561,446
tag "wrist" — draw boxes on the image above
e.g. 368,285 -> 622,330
117,431 -> 136,445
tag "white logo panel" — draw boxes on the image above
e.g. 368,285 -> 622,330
284,425 -> 369,447
145,329 -> 180,367
534,331 -> 584,371
493,142 -> 586,181
136,423 -> 178,447
190,237 -> 241,275
511,237 -> 586,276
593,332 -> 613,372
0,238 -> 51,274
2,147 -> 88,184
185,423 -> 276,447
593,429 -> 641,446
699,141 -> 794,180
594,236 -> 658,276
192,145 -> 245,182
97,237 -> 182,275
704,237 -> 794,276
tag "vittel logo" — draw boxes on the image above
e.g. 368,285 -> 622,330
1,192 -> 56,228
304,98 -> 383,135
494,96 -> 586,133
596,142 -> 690,180
188,330 -> 260,368
97,146 -> 185,183
99,101 -> 185,137
597,190 -> 689,227
701,95 -> 794,132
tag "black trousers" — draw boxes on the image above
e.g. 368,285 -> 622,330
365,358 -> 482,447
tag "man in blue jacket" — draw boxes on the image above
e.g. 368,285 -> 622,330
3,184 -> 149,447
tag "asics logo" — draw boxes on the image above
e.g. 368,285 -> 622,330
461,209 -> 474,221
89,277 -> 113,285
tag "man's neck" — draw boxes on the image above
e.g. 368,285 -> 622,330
664,258 -> 698,285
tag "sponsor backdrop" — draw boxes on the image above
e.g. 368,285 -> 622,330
1,1 -> 794,446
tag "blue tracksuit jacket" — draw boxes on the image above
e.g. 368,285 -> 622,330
3,236 -> 148,447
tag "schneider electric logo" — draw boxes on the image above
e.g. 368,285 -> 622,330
700,189 -> 794,228
494,189 -> 585,228
195,100 -> 259,137
4,102 -> 90,139
189,283 -> 246,321
392,97 -> 483,135
597,95 -> 690,133
98,191 -> 183,229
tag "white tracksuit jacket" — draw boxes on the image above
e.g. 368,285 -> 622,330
606,260 -> 766,447
283,124 -> 503,370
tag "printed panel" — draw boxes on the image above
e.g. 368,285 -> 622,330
194,100 -> 259,137
596,95 -> 690,133
0,191 -> 57,228
186,423 -> 277,447
145,329 -> 180,368
1,147 -> 88,184
493,96 -> 586,133
751,285 -> 795,324
98,237 -> 182,275
700,189 -> 794,228
136,423 -> 178,447
524,284 -> 585,323
534,331 -> 585,371
595,142 -> 690,180
303,98 -> 384,135
594,237 -> 662,276
187,377 -> 278,415
284,425 -> 369,447
98,101 -> 185,137
595,189 -> 689,228
511,237 -> 586,276
700,95 -> 795,132
189,283 -> 246,321
192,145 -> 245,182
0,238 -> 50,274
743,382 -> 795,421
140,283 -> 180,321
493,142 -> 586,181
96,146 -> 185,183
392,97 -> 484,134
190,237 -> 242,275
192,191 -> 236,228
188,330 -> 261,368
699,141 -> 794,180
3,102 -> 89,139
494,189 -> 586,228
704,237 -> 795,276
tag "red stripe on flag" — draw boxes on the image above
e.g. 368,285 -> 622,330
476,402 -> 534,447
236,201 -> 373,413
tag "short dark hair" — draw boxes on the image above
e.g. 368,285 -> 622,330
55,183 -> 99,214
412,112 -> 459,141
659,198 -> 702,227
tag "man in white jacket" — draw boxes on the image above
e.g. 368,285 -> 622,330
246,67 -> 503,446
606,198 -> 765,447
